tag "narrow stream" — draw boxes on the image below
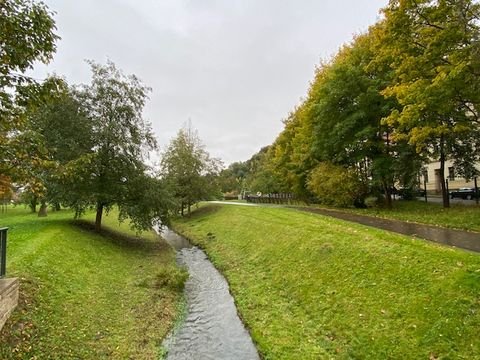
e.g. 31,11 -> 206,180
160,228 -> 259,360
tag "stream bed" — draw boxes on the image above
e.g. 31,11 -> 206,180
160,228 -> 259,360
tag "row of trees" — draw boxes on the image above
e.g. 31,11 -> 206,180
222,0 -> 480,208
1,0 -> 220,231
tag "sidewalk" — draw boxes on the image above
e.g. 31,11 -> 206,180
296,207 -> 480,253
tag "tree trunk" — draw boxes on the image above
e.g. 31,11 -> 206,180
383,129 -> 393,209
439,140 -> 450,208
384,186 -> 392,209
38,199 -> 48,217
30,196 -> 38,213
95,202 -> 104,232
181,202 -> 184,217
383,182 -> 392,209
54,202 -> 61,211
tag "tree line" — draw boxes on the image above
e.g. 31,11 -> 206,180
220,0 -> 480,208
1,0 -> 220,231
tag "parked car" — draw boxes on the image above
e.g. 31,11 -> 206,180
395,187 -> 426,199
415,188 -> 427,197
449,187 -> 477,200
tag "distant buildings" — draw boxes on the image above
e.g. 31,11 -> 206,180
421,160 -> 479,192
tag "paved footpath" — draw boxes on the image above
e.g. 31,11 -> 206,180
295,207 -> 480,253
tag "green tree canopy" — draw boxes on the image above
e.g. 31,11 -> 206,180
218,161 -> 250,195
307,162 -> 364,207
0,0 -> 58,106
267,104 -> 317,198
0,0 -> 59,180
22,78 -> 93,214
63,61 -> 170,232
161,124 -> 221,215
378,0 -> 480,207
310,31 -> 422,206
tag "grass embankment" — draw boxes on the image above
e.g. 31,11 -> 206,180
0,207 -> 186,359
347,200 -> 480,232
173,204 -> 480,359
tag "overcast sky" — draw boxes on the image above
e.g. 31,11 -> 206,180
30,0 -> 388,166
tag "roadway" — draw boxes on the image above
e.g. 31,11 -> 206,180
414,196 -> 479,206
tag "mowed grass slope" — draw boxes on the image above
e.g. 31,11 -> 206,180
349,200 -> 480,232
173,204 -> 480,360
0,207 -> 185,359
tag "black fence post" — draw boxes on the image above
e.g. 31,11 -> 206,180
0,227 -> 8,278
475,177 -> 479,205
423,177 -> 428,202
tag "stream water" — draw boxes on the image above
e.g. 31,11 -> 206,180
160,228 -> 259,360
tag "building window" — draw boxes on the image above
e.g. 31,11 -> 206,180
448,167 -> 455,181
423,169 -> 429,183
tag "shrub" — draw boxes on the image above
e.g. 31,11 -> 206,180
155,266 -> 188,291
223,194 -> 239,201
364,195 -> 380,208
307,162 -> 363,207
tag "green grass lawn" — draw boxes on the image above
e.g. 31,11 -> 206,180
0,206 -> 186,359
173,204 -> 480,360
346,200 -> 480,232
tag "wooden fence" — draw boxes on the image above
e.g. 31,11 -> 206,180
245,193 -> 301,205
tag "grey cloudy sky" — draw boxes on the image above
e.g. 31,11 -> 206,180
30,0 -> 388,166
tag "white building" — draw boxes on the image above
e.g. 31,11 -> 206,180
421,159 -> 479,192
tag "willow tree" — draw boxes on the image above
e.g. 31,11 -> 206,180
379,0 -> 480,207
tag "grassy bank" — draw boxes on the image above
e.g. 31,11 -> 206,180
173,204 -> 480,359
0,207 -> 186,359
347,200 -> 480,232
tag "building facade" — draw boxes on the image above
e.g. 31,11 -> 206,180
421,159 -> 479,192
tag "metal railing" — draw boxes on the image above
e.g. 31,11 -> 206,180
0,227 -> 7,278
